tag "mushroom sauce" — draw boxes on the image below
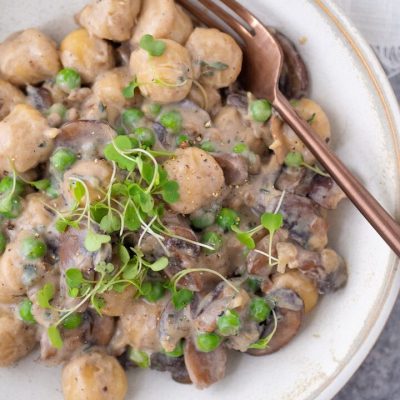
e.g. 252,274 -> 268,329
0,0 -> 347,399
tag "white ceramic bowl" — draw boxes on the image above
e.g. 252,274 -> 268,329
0,1 -> 399,399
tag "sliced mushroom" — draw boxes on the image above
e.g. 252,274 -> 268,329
184,338 -> 227,389
275,166 -> 307,193
247,229 -> 289,276
226,90 -> 248,109
247,288 -> 303,356
308,175 -> 346,209
159,300 -> 191,352
275,31 -> 309,99
26,85 -> 53,111
280,193 -> 328,251
193,282 -> 249,332
271,270 -> 319,313
213,153 -> 249,186
56,120 -> 116,159
150,352 -> 192,384
302,248 -> 348,294
86,310 -> 115,346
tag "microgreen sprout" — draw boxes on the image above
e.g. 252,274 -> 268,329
284,151 -> 329,177
248,309 -> 278,350
171,268 -> 239,294
139,34 -> 166,57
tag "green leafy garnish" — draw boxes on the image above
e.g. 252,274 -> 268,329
284,151 -> 329,177
200,60 -> 229,76
84,230 -> 111,252
122,77 -> 139,99
172,288 -> 194,310
128,348 -> 150,368
48,326 -> 63,349
37,283 -> 55,309
248,309 -> 278,350
140,34 -> 166,57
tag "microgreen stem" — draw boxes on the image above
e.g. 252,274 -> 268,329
274,190 -> 286,214
302,162 -> 329,177
253,249 -> 279,262
172,268 -> 239,293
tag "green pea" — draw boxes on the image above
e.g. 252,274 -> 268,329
196,332 -> 222,353
51,148 -> 77,172
250,297 -> 271,323
164,340 -> 184,358
216,208 -> 240,231
233,143 -> 247,154
142,281 -> 165,303
190,209 -> 216,229
250,99 -> 272,122
47,103 -> 67,119
0,176 -> 25,196
21,236 -> 47,260
19,299 -> 36,324
122,108 -> 144,128
149,103 -> 162,116
56,68 -> 81,93
176,135 -> 189,146
0,233 -> 6,254
172,289 -> 193,310
217,309 -> 241,336
62,312 -> 83,329
159,111 -> 182,134
200,141 -> 215,152
201,232 -> 223,254
128,348 -> 150,368
284,151 -> 304,168
134,127 -> 155,148
246,277 -> 260,293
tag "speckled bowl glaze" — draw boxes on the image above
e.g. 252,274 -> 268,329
0,0 -> 399,399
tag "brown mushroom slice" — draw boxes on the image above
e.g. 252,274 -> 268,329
193,282 -> 249,332
159,300 -> 192,352
58,227 -> 111,310
280,193 -> 328,251
56,120 -> 116,159
26,85 -> 53,111
302,248 -> 348,294
247,229 -> 289,276
213,153 -> 249,186
275,166 -> 307,193
275,31 -> 309,99
86,310 -> 116,346
308,175 -> 346,210
184,338 -> 227,389
247,288 -> 304,356
151,352 -> 192,384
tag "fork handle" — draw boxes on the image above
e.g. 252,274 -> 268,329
273,90 -> 400,257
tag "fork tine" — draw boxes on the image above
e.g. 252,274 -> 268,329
176,0 -> 231,34
218,0 -> 261,30
195,0 -> 252,40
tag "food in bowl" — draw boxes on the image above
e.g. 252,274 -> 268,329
0,0 -> 347,398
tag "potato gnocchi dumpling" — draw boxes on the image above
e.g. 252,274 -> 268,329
0,104 -> 58,173
0,29 -> 60,86
163,147 -> 225,214
0,307 -> 37,366
0,79 -> 26,120
186,28 -> 243,88
130,39 -> 193,103
131,0 -> 193,44
62,352 -> 127,400
77,0 -> 142,41
60,29 -> 115,84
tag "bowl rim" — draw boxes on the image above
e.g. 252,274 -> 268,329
311,1 -> 400,399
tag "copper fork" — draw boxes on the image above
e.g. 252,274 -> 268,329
177,0 -> 400,256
